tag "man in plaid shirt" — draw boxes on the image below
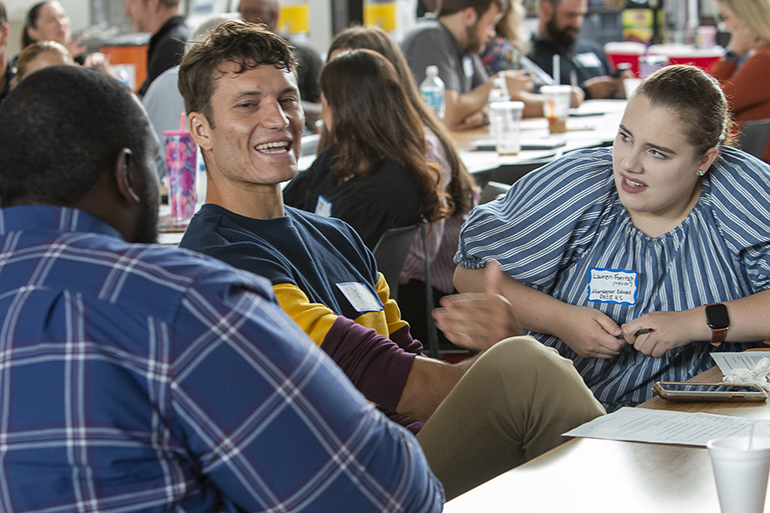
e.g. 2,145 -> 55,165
0,66 -> 443,511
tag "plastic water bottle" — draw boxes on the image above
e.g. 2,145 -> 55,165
420,65 -> 445,120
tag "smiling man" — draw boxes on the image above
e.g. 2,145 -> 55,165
178,21 -> 605,500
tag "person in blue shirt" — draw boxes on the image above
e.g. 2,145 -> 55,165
0,65 -> 444,512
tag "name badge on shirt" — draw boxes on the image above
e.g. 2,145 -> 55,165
315,195 -> 332,217
576,52 -> 602,69
463,57 -> 474,79
587,267 -> 638,305
337,282 -> 384,313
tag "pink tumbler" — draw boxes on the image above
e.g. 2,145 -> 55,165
163,130 -> 197,224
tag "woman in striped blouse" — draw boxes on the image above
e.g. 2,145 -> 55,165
451,65 -> 770,411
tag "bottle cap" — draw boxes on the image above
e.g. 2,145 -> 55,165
426,65 -> 438,75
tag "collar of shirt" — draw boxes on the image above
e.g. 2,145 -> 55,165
149,15 -> 186,47
0,205 -> 123,240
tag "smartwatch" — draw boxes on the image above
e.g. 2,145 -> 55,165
705,303 -> 730,346
724,50 -> 742,63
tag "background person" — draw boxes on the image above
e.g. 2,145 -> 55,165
20,1 -> 107,71
709,0 -> 770,164
284,49 -> 450,251
450,65 -> 770,411
322,24 -> 478,348
0,0 -> 13,103
529,0 -> 626,99
124,0 -> 189,97
480,0 -> 583,110
238,0 -> 323,129
401,0 -> 539,129
12,40 -> 74,84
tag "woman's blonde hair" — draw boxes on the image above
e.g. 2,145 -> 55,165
15,40 -> 74,82
718,0 -> 770,41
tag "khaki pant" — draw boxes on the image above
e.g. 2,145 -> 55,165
416,336 -> 605,500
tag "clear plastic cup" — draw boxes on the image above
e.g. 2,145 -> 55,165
489,101 -> 525,155
540,85 -> 571,134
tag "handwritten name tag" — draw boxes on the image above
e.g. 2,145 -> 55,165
315,195 -> 332,217
336,282 -> 384,313
576,52 -> 602,69
587,268 -> 638,305
463,57 -> 474,79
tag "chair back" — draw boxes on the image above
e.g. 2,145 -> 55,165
737,119 -> 770,160
480,181 -> 512,204
488,158 -> 552,185
373,224 -> 421,302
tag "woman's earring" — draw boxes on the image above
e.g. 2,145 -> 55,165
698,169 -> 706,176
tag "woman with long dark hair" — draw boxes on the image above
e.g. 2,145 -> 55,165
284,49 -> 450,256
311,25 -> 478,344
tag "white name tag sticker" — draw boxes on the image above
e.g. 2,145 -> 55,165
463,56 -> 474,78
576,52 -> 602,69
315,195 -> 332,217
336,282 -> 384,313
587,267 -> 638,305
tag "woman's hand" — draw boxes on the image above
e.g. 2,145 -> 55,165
66,36 -> 87,58
621,310 -> 702,358
502,70 -> 534,96
553,306 -> 625,359
433,260 -> 522,351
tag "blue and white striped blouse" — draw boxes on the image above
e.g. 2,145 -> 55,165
456,146 -> 770,410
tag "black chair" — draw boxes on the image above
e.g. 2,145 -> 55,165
373,222 -> 440,359
487,158 -> 551,186
737,119 -> 770,160
479,181 -> 511,204
373,224 -> 421,303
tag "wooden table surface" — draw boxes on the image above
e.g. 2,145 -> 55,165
443,365 -> 770,513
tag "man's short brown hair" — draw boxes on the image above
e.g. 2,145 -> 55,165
438,0 -> 509,19
0,0 -> 7,26
178,20 -> 297,126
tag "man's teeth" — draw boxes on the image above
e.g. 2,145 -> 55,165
255,141 -> 290,153
625,177 -> 645,188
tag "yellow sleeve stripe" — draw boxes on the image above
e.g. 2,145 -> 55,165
375,272 -> 409,336
272,283 -> 337,347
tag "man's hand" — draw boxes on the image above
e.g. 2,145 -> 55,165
446,111 -> 486,131
501,70 -> 534,97
584,76 -> 624,99
569,86 -> 585,108
432,260 -> 522,351
621,310 -> 700,358
553,306 -> 625,359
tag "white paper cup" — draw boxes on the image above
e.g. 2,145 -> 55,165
489,101 -> 524,155
707,436 -> 770,513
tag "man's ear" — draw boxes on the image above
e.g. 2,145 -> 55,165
115,148 -> 141,204
189,111 -> 213,152
460,6 -> 478,27
541,0 -> 554,21
0,24 -> 9,48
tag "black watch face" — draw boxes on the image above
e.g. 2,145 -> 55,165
706,304 -> 730,329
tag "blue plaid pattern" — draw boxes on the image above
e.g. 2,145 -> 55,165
0,205 -> 443,512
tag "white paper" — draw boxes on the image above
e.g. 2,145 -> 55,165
564,407 -> 770,446
712,352 -> 770,374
